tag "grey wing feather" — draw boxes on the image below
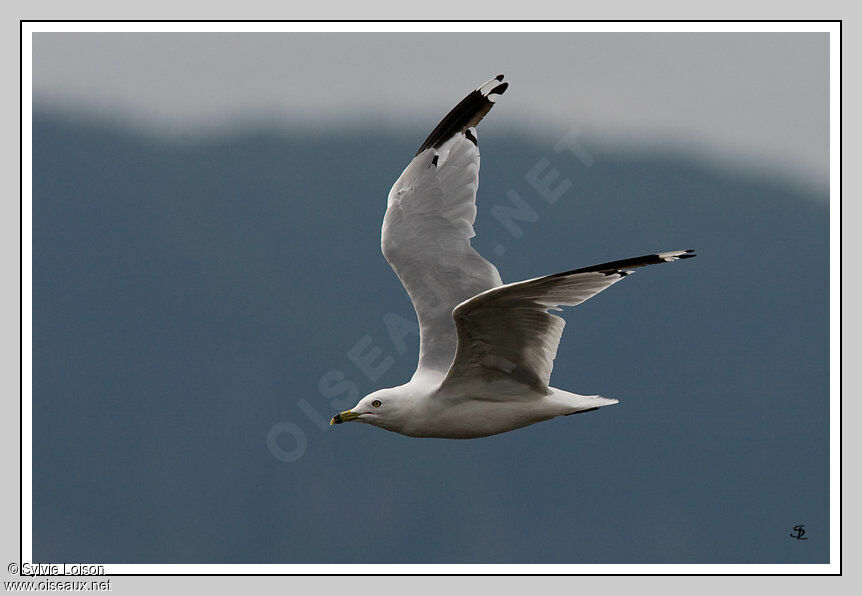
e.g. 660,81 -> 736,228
382,136 -> 502,375
440,250 -> 696,394
381,76 -> 509,376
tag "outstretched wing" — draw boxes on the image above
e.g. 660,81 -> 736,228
440,251 -> 697,395
382,76 -> 508,375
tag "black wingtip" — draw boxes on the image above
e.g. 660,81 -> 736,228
558,250 -> 698,278
490,82 -> 509,97
415,75 -> 509,156
479,74 -> 504,90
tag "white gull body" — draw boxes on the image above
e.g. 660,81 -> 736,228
330,75 -> 695,439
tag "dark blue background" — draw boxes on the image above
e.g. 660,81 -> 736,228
32,111 -> 828,563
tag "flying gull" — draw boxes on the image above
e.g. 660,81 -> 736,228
330,75 -> 695,439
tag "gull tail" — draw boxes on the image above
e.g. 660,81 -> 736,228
415,74 -> 508,155
549,390 -> 619,416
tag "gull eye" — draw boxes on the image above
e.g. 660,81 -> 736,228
372,400 -> 382,408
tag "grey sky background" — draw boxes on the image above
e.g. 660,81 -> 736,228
32,32 -> 829,193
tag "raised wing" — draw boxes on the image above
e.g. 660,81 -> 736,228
440,251 -> 696,395
382,76 -> 508,375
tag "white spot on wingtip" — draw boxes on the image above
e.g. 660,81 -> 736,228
477,74 -> 505,95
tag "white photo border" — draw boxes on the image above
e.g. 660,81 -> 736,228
20,19 -> 841,576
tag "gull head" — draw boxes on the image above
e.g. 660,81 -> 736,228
330,388 -> 409,432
